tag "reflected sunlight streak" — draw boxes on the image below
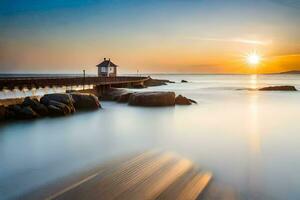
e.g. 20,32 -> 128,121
249,94 -> 260,154
248,91 -> 263,195
250,74 -> 257,89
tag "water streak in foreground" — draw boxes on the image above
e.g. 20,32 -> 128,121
1,74 -> 300,199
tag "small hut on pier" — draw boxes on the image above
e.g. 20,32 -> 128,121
96,58 -> 118,77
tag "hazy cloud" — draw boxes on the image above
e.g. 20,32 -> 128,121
271,53 -> 300,58
186,37 -> 272,46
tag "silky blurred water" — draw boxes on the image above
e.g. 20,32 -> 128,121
1,74 -> 300,199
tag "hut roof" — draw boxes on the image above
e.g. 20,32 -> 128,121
96,59 -> 118,68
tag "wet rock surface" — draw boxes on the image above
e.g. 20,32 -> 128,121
117,92 -> 133,103
128,92 -> 176,107
70,93 -> 101,110
23,97 -> 48,116
40,93 -> 74,106
101,88 -> 196,107
4,104 -> 38,120
48,100 -> 74,115
101,88 -> 129,101
18,107 -> 39,119
175,95 -> 192,105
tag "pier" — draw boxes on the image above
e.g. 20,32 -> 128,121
0,76 -> 150,90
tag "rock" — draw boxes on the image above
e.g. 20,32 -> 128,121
188,98 -> 197,104
101,88 -> 128,101
4,104 -> 38,120
40,93 -> 74,106
132,83 -> 146,89
48,100 -> 73,115
70,93 -> 101,110
18,106 -> 39,119
181,80 -> 188,83
259,85 -> 297,91
8,104 -> 22,113
48,105 -> 67,116
128,92 -> 175,106
0,106 -> 5,120
117,93 -> 133,103
144,78 -> 174,87
41,93 -> 75,113
23,97 -> 48,116
175,95 -> 192,105
5,104 -> 22,119
5,108 -> 16,119
22,97 -> 36,107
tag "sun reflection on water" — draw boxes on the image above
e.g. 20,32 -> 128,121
249,94 -> 260,154
250,74 -> 257,89
247,89 -> 264,196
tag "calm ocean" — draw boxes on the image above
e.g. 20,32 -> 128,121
1,74 -> 300,199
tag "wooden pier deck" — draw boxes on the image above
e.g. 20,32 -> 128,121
0,76 -> 149,90
34,151 -> 212,200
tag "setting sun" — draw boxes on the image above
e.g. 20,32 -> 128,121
246,53 -> 261,65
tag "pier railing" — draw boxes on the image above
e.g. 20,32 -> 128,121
0,76 -> 150,90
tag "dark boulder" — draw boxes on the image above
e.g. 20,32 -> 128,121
259,85 -> 297,91
23,97 -> 48,116
5,104 -> 22,119
175,95 -> 192,105
5,104 -> 38,120
23,97 -> 37,107
181,80 -> 188,83
70,93 -> 101,110
48,105 -> 67,116
48,100 -> 74,115
128,92 -> 176,106
101,88 -> 128,101
18,106 -> 39,119
117,93 -> 133,103
8,104 -> 22,113
5,108 -> 16,119
40,93 -> 74,106
41,93 -> 75,113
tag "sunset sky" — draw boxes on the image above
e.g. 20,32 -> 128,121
0,0 -> 300,74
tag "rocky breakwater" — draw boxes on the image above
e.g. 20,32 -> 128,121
0,93 -> 101,121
